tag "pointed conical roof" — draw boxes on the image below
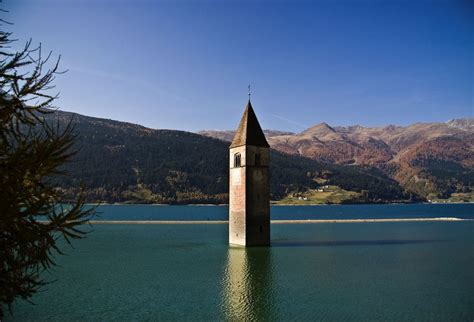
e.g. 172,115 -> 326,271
230,100 -> 269,148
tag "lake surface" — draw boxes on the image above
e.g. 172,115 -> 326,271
6,204 -> 474,321
92,203 -> 474,221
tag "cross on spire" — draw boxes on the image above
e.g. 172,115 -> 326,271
248,84 -> 251,101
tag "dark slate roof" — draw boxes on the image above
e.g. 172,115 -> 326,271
230,100 -> 270,148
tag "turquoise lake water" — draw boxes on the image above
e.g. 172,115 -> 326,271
92,203 -> 474,221
5,204 -> 474,321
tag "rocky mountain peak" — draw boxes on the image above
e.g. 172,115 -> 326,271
446,118 -> 473,132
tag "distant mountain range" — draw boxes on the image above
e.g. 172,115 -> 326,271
45,110 -> 413,204
200,118 -> 474,201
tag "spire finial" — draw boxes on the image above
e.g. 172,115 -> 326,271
248,84 -> 251,101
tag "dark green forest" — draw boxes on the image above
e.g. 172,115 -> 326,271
47,110 -> 410,204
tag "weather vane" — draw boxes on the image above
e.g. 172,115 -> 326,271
248,84 -> 251,100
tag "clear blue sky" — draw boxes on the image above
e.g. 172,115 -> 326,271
6,0 -> 473,132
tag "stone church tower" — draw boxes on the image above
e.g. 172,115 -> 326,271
229,99 -> 270,246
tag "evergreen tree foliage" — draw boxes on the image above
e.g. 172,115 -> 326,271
0,14 -> 94,317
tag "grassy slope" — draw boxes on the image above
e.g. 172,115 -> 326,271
275,185 -> 363,205
429,192 -> 474,203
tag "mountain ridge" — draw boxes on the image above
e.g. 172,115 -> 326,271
44,110 -> 412,204
200,118 -> 473,200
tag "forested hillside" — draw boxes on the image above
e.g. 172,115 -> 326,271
46,111 -> 409,204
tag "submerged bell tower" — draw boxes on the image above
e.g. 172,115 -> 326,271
229,97 -> 270,247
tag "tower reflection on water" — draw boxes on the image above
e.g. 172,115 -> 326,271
221,247 -> 275,321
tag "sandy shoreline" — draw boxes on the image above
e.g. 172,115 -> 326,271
89,217 -> 469,225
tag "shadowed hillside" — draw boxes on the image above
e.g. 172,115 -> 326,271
46,111 -> 409,204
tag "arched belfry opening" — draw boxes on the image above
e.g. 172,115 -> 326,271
234,153 -> 241,168
255,153 -> 261,166
228,99 -> 270,247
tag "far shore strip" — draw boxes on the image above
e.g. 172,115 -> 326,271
89,217 -> 469,224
